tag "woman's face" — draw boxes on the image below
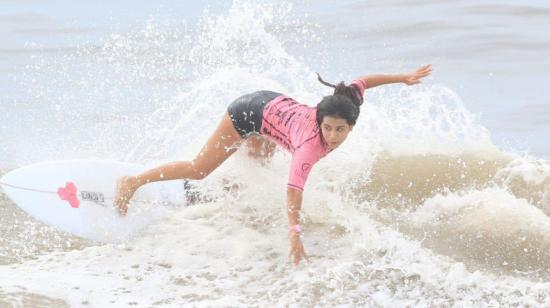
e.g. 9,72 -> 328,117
320,116 -> 353,150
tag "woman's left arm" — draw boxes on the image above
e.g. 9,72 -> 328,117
360,64 -> 432,89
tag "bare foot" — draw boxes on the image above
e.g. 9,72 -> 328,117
115,176 -> 140,215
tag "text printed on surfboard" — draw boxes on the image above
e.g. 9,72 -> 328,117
80,191 -> 106,205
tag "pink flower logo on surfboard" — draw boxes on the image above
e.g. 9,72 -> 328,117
57,182 -> 80,208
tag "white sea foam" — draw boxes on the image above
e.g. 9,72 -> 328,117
1,0 -> 550,306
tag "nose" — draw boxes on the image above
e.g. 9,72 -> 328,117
326,132 -> 339,142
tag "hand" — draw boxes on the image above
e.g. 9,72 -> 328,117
403,64 -> 432,85
289,232 -> 308,267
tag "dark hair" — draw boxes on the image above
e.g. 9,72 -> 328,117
315,73 -> 361,127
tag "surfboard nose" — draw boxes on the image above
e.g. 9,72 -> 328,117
0,160 -> 190,243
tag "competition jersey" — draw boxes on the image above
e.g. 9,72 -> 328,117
260,79 -> 367,190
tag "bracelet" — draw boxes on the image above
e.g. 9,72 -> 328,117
289,224 -> 302,233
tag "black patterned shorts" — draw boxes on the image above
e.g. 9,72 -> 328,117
227,90 -> 281,138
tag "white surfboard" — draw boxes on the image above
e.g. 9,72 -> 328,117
0,160 -> 191,243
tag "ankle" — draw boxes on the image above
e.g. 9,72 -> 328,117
125,176 -> 142,189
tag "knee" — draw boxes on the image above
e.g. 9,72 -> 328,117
194,171 -> 209,180
246,135 -> 271,158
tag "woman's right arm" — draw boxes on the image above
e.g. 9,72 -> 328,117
287,187 -> 308,266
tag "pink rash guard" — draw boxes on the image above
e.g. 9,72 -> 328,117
260,79 -> 367,191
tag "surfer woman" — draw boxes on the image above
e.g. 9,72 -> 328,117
115,64 -> 432,266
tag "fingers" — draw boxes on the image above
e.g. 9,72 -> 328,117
419,64 -> 432,71
417,64 -> 433,75
290,250 -> 301,266
415,64 -> 432,73
289,248 -> 299,266
294,253 -> 304,266
417,70 -> 431,77
289,248 -> 308,267
405,64 -> 432,86
288,237 -> 308,267
416,69 -> 431,77
407,65 -> 432,85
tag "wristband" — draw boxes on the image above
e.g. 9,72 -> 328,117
289,224 -> 302,233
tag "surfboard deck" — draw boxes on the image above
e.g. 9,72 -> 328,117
0,160 -> 189,243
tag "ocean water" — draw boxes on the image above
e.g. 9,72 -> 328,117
1,0 -> 550,306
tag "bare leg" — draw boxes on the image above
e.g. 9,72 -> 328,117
245,134 -> 277,163
115,112 -> 242,215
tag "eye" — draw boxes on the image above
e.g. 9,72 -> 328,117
336,127 -> 345,132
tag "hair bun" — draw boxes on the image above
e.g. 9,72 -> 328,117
316,72 -> 361,106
